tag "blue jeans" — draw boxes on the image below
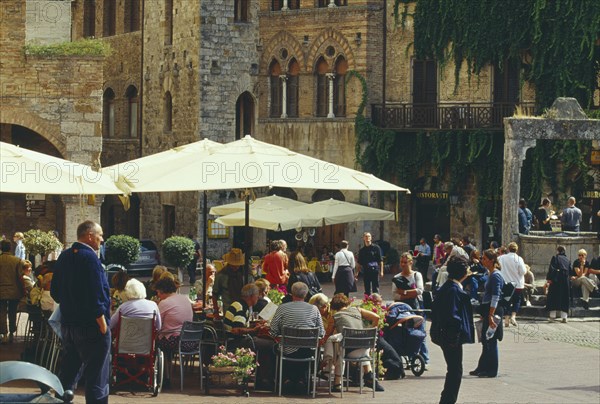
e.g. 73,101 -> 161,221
60,323 -> 111,403
418,301 -> 430,364
462,275 -> 488,300
507,289 -> 523,314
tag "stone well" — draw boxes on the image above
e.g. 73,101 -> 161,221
519,232 -> 600,277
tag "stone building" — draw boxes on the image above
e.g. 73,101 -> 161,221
3,0 -> 597,258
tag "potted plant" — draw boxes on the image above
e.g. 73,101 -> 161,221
162,236 -> 195,283
22,229 -> 63,263
209,345 -> 257,389
385,248 -> 400,274
104,235 -> 140,270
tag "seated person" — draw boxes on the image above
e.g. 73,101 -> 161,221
270,282 -> 324,393
329,293 -> 384,392
223,283 -> 274,390
110,271 -> 130,314
571,249 -> 598,310
308,293 -> 335,376
253,278 -> 271,314
462,250 -> 488,304
17,260 -> 35,312
110,279 -> 161,331
145,265 -> 168,302
523,265 -> 536,307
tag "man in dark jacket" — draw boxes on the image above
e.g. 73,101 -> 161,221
431,255 -> 474,404
0,239 -> 24,344
51,220 -> 110,404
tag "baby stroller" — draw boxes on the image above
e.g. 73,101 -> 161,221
111,313 -> 164,396
384,302 -> 427,376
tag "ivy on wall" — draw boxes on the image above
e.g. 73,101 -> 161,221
410,0 -> 600,109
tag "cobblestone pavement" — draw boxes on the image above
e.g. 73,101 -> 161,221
2,274 -> 598,403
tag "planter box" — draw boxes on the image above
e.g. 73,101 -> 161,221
208,365 -> 237,387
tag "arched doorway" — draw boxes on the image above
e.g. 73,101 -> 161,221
235,92 -> 255,140
0,124 -> 66,244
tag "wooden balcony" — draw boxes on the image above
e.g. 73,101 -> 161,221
371,102 -> 537,131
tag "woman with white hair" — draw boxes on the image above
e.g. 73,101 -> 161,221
110,278 -> 161,331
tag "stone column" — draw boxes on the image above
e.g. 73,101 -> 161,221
328,0 -> 337,8
282,0 -> 289,10
280,75 -> 288,119
61,195 -> 105,247
326,73 -> 335,118
501,125 -> 536,244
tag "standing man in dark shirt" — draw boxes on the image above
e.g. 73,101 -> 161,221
51,220 -> 111,404
187,234 -> 201,285
560,196 -> 582,232
357,232 -> 384,295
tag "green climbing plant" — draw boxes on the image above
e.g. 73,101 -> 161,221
408,0 -> 600,109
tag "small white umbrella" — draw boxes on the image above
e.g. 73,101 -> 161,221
209,194 -> 307,216
215,206 -> 322,231
1,142 -> 127,195
297,198 -> 395,225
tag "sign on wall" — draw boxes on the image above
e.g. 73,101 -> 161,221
25,194 -> 46,218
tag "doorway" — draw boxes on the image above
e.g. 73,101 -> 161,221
415,198 -> 450,247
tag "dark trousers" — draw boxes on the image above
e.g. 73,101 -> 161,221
187,261 -> 197,284
507,289 -> 523,314
60,323 -> 111,404
376,335 -> 404,378
440,344 -> 463,404
476,338 -> 498,376
0,299 -> 19,335
363,268 -> 380,295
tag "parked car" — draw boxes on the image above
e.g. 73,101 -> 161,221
105,239 -> 160,276
128,239 -> 160,272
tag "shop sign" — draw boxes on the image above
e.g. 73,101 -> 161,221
416,192 -> 448,199
582,190 -> 600,199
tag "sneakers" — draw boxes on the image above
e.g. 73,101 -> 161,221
509,317 -> 518,327
561,318 -> 568,323
470,298 -> 479,306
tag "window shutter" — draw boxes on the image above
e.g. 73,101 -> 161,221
270,76 -> 282,117
316,74 -> 328,117
287,75 -> 299,117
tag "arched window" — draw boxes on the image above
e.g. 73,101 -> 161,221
234,0 -> 249,22
164,91 -> 172,133
103,0 -> 116,37
126,86 -> 138,138
315,57 -> 329,117
333,56 -> 347,117
83,0 -> 96,38
269,60 -> 282,118
124,0 -> 140,33
165,0 -> 173,45
103,88 -> 115,138
236,92 -> 255,139
316,0 -> 347,7
287,59 -> 300,118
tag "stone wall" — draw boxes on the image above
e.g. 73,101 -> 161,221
0,0 -> 105,245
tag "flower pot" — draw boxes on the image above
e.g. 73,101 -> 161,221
208,365 -> 236,387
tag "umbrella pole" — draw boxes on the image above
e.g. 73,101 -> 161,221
202,190 -> 208,306
244,190 -> 250,284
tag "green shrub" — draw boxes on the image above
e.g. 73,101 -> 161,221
24,39 -> 111,57
105,235 -> 140,267
162,236 -> 195,268
22,229 -> 63,257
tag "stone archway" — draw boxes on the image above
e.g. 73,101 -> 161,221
501,98 -> 600,243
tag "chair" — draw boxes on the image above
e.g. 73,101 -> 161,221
276,326 -> 320,398
338,327 -> 378,398
178,321 -> 205,392
112,313 -> 163,396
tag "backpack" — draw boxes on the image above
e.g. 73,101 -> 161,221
500,280 -> 516,308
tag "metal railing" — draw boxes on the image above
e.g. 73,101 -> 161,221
371,102 -> 537,130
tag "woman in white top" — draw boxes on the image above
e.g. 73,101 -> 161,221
392,252 -> 424,307
332,240 -> 356,297
497,242 -> 527,327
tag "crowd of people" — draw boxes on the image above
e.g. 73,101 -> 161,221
1,216 -> 599,404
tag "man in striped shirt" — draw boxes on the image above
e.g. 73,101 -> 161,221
270,282 -> 325,392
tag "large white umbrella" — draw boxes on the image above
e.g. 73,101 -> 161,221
209,194 -> 307,216
296,198 -> 395,225
1,141 -> 126,195
103,135 -> 409,193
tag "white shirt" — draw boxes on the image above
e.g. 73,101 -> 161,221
332,248 -> 355,279
498,252 -> 527,288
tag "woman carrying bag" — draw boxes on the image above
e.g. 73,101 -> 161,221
332,240 -> 356,297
